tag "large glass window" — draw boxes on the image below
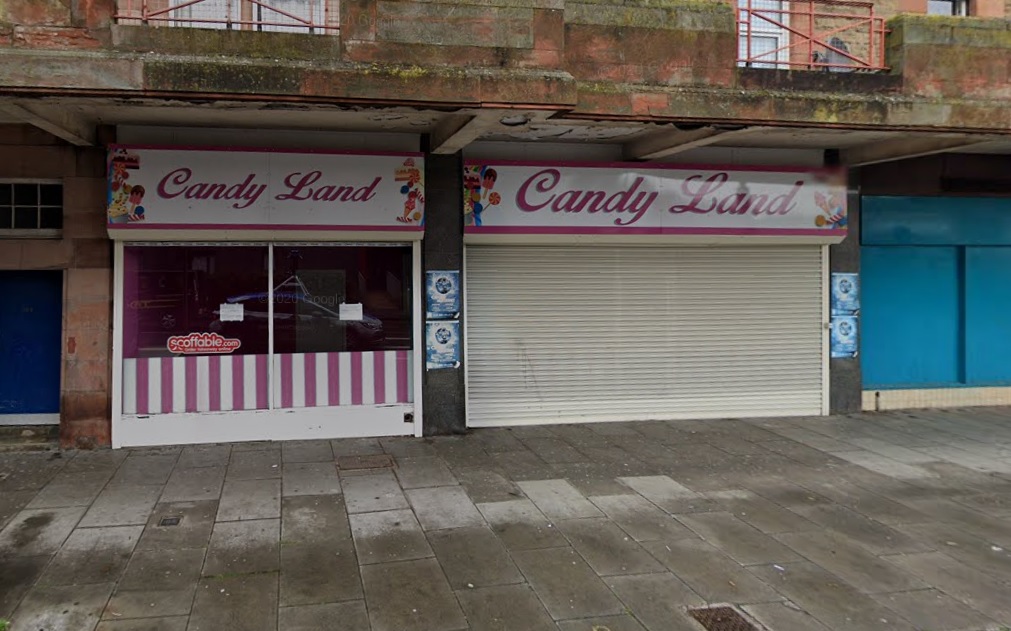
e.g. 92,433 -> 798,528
121,243 -> 413,416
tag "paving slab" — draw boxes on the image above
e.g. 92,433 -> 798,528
455,467 -> 523,503
0,506 -> 86,556
476,499 -> 568,551
341,471 -> 409,514
159,465 -> 225,503
511,547 -> 624,620
522,438 -> 588,464
705,489 -> 820,534
427,526 -> 522,589
227,449 -> 282,480
406,485 -> 484,530
516,479 -> 602,520
606,573 -> 704,631
0,554 -> 50,618
176,444 -> 232,469
896,521 -> 1011,582
775,530 -> 927,593
566,475 -> 634,497
886,551 -> 1011,621
902,497 -> 1011,547
278,601 -> 370,631
216,478 -> 281,521
202,518 -> 280,576
37,525 -> 142,586
27,474 -> 109,509
0,489 -> 35,530
137,501 -> 217,551
872,589 -> 998,631
349,508 -> 433,565
360,558 -> 467,631
750,561 -> 916,631
281,494 -> 351,544
108,454 -> 178,486
102,588 -> 195,619
642,538 -> 782,604
833,449 -> 935,480
10,582 -> 114,631
678,512 -> 803,565
80,484 -> 163,527
787,503 -> 929,554
118,546 -> 206,591
95,617 -> 188,631
281,440 -> 334,463
742,602 -> 832,631
556,615 -> 648,631
281,462 -> 341,497
330,437 -> 384,457
280,539 -> 362,605
456,583 -> 557,631
796,478 -> 932,526
189,573 -> 279,631
617,475 -> 716,513
394,457 -> 458,489
557,518 -> 664,576
953,492 -> 1011,517
379,437 -> 437,458
59,450 -> 129,474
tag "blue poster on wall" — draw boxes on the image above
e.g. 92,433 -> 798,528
426,321 -> 461,370
831,315 -> 858,359
831,273 -> 859,316
426,270 -> 461,319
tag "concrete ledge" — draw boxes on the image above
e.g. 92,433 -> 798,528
863,386 -> 1011,411
111,24 -> 341,61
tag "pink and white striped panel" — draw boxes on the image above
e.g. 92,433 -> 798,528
123,354 -> 270,415
273,350 -> 413,409
122,351 -> 413,415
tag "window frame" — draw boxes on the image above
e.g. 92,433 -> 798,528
0,178 -> 64,239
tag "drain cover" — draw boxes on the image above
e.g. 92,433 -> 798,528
688,606 -> 757,631
158,516 -> 182,527
337,454 -> 395,471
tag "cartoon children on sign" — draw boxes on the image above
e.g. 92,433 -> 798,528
814,190 -> 846,229
395,158 -> 425,224
108,148 -> 147,224
463,165 -> 501,227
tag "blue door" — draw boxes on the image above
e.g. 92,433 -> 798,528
0,271 -> 62,419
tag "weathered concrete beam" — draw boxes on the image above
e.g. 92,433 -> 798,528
0,102 -> 95,146
430,112 -> 498,155
623,126 -> 760,161
840,135 -> 990,166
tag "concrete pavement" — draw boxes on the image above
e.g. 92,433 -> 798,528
3,407 -> 1011,630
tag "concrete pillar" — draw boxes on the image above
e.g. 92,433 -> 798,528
421,151 -> 467,435
829,172 -> 862,414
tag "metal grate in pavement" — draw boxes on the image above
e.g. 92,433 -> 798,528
688,606 -> 758,631
158,516 -> 182,527
337,454 -> 395,471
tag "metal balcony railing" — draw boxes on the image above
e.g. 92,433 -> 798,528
115,0 -> 339,34
737,0 -> 887,71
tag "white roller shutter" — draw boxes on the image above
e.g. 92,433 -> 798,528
465,245 -> 825,426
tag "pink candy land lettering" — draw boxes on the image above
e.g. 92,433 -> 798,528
669,173 -> 804,216
275,171 -> 381,203
157,168 -> 266,210
515,168 -> 657,226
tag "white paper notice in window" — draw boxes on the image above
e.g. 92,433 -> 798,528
219,302 -> 244,322
339,303 -> 364,321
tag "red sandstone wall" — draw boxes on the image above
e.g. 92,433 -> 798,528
0,125 -> 111,447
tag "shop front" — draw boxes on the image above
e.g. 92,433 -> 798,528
462,161 -> 846,426
108,146 -> 425,447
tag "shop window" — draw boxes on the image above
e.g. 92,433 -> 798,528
0,182 -> 63,237
121,243 -> 413,416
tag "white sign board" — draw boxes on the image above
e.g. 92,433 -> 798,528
463,161 -> 847,239
107,146 -> 425,233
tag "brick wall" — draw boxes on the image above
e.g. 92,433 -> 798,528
0,124 -> 111,448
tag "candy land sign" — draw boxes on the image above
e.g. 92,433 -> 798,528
107,146 -> 425,231
463,161 -> 846,239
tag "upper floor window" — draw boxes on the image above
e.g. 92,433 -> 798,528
114,0 -> 338,34
0,182 -> 62,238
928,0 -> 969,14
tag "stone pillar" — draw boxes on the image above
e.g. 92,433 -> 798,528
421,151 -> 467,435
829,171 -> 862,414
